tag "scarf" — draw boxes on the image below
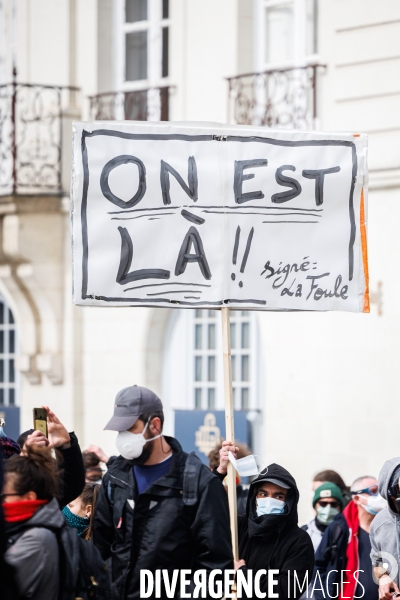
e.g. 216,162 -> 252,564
340,500 -> 359,600
2,499 -> 47,522
62,505 -> 90,536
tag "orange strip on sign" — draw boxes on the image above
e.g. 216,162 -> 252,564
360,188 -> 370,313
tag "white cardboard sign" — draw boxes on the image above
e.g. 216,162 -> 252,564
71,122 -> 369,312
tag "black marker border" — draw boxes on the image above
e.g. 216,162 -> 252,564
80,129 -> 357,305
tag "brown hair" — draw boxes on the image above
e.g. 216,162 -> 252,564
79,483 -> 100,541
82,451 -> 100,469
208,440 -> 252,470
313,469 -> 347,492
4,445 -> 60,500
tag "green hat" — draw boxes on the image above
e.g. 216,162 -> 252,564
313,482 -> 344,508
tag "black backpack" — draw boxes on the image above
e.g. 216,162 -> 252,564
58,524 -> 111,600
9,522 -> 111,600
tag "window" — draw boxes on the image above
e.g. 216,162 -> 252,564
230,312 -> 252,410
116,0 -> 170,88
193,310 -> 218,410
163,309 -> 259,413
0,295 -> 17,407
193,310 -> 257,410
255,0 -> 318,70
265,3 -> 294,65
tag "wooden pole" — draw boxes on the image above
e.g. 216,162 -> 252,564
221,306 -> 239,562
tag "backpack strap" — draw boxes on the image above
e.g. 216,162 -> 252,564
328,522 -> 343,563
107,480 -> 114,506
183,452 -> 203,506
332,522 -> 342,544
6,523 -> 59,547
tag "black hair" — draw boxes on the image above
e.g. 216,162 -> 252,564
16,429 -> 34,449
4,445 -> 60,500
138,411 -> 164,431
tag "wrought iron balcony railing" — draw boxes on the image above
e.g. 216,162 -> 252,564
0,74 -> 80,196
227,64 -> 324,130
88,86 -> 170,122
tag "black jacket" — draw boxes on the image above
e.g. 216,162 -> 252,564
58,432 -> 86,507
212,467 -> 249,516
93,436 -> 233,600
237,464 -> 315,599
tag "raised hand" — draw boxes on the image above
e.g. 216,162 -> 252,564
24,429 -> 50,452
42,406 -> 71,449
86,444 -> 110,464
217,440 -> 239,475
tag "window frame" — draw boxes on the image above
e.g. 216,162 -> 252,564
189,309 -> 259,412
254,0 -> 319,72
0,294 -> 18,408
114,0 -> 171,93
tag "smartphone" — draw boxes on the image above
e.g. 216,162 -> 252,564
33,408 -> 48,437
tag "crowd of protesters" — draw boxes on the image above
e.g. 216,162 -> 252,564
1,385 -> 400,599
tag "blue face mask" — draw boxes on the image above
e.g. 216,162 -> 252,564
256,497 -> 286,517
62,505 -> 90,536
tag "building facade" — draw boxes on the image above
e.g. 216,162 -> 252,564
0,0 -> 398,522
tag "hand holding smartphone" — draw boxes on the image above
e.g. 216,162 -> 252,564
33,408 -> 48,437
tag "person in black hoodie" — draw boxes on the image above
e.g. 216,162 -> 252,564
217,442 -> 315,599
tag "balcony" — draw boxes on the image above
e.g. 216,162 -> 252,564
227,64 -> 324,130
88,86 -> 170,122
0,76 -> 80,197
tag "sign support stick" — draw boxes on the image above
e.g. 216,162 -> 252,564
221,306 -> 239,562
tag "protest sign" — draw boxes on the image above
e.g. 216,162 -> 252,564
71,120 -> 369,563
71,122 -> 369,312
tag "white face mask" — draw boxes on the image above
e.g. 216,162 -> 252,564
362,494 -> 387,515
256,497 -> 286,517
115,419 -> 162,460
228,452 -> 260,477
317,505 -> 339,525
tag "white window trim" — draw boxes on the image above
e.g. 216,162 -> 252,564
114,0 -> 171,93
169,310 -> 261,413
0,294 -> 18,407
254,0 -> 320,72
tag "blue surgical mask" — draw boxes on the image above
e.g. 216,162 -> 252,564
362,494 -> 387,515
256,497 -> 286,516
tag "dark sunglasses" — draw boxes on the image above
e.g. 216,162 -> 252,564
351,484 -> 378,496
318,501 -> 340,509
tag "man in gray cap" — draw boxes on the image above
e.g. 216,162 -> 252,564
93,385 -> 233,599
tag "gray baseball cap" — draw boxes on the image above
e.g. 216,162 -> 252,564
255,477 -> 290,489
104,385 -> 163,432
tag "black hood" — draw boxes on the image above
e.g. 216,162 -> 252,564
246,463 -> 299,538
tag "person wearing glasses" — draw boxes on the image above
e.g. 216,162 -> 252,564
370,457 -> 400,599
2,444 -> 63,600
300,483 -> 344,599
312,475 -> 386,599
302,482 -> 345,552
